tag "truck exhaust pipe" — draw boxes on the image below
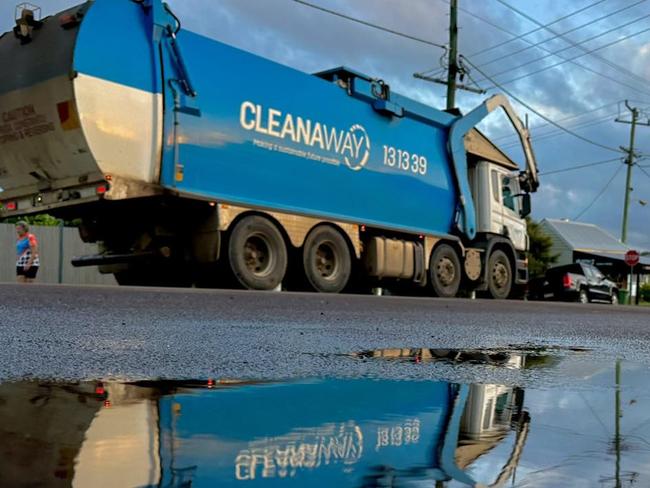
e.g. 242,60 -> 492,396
71,251 -> 156,268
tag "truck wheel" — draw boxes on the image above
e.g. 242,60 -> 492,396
302,226 -> 352,293
429,244 -> 461,298
228,215 -> 287,290
487,250 -> 512,299
578,288 -> 589,304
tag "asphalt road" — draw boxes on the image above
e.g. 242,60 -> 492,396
1,283 -> 649,385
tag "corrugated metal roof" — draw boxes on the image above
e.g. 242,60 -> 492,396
541,219 -> 637,253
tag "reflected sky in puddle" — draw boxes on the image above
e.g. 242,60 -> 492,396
1,355 -> 649,487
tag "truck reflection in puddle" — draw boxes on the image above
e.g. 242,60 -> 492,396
1,354 -> 648,487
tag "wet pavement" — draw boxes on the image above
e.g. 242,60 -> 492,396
1,283 -> 650,383
1,357 -> 648,487
2,284 -> 650,486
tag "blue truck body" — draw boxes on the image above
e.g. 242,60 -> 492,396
155,379 -> 476,487
71,0 -> 470,238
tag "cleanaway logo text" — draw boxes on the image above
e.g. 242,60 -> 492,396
240,101 -> 370,171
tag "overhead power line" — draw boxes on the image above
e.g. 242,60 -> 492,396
497,23 -> 650,87
573,164 -> 624,220
476,1 -> 647,74
474,13 -> 650,86
460,55 -> 625,154
292,0 -> 447,50
429,3 -> 650,99
501,112 -> 617,149
466,0 -> 607,60
422,0 -> 606,75
496,101 -> 650,145
638,164 -> 650,180
494,0 -> 649,88
492,102 -> 617,142
539,157 -> 621,176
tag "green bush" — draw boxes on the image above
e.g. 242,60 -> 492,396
641,283 -> 650,303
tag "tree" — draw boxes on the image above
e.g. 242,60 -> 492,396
1,214 -> 62,226
527,217 -> 559,278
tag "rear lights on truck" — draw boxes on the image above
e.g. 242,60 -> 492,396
563,274 -> 573,288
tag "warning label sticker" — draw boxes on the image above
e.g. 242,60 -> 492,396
0,105 -> 55,145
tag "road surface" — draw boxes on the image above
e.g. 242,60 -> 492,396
1,283 -> 649,384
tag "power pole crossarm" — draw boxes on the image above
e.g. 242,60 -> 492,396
413,73 -> 485,94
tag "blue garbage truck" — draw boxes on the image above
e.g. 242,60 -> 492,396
0,377 -> 529,487
0,0 -> 538,297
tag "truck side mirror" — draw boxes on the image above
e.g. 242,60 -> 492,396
519,193 -> 531,218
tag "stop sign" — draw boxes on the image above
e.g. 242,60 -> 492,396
625,250 -> 640,267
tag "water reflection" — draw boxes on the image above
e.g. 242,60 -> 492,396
353,346 -> 568,369
1,359 -> 649,487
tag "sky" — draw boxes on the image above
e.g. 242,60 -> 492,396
2,0 -> 649,247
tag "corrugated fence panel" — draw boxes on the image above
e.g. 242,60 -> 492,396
62,228 -> 116,285
0,223 -> 116,285
0,224 -> 15,283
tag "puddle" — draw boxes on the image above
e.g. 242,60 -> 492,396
2,360 -> 650,487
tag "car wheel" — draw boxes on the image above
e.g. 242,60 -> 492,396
610,291 -> 619,305
578,289 -> 589,304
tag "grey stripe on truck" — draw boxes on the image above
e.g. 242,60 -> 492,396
0,4 -> 87,95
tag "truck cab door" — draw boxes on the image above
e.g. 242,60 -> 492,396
488,167 -> 527,251
500,174 -> 527,251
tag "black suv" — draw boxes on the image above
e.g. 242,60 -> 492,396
529,263 -> 618,304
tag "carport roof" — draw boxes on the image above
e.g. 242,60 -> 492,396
542,218 -> 650,265
544,219 -> 630,253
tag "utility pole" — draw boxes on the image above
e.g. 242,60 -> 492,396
446,0 -> 458,110
615,101 -> 650,243
413,0 -> 485,109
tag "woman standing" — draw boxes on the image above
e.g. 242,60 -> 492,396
15,221 -> 40,283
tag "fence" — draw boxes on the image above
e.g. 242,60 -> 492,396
0,223 -> 116,285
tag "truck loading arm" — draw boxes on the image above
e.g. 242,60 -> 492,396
448,94 -> 539,240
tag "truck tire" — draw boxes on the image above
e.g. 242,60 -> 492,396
302,225 -> 352,293
487,250 -> 512,299
228,215 -> 287,290
429,244 -> 461,298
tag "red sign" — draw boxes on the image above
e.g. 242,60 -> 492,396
625,250 -> 640,267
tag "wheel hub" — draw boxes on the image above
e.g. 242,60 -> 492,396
492,262 -> 508,289
315,242 -> 338,279
436,257 -> 456,286
243,234 -> 273,276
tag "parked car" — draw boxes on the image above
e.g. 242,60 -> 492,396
528,263 -> 618,304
